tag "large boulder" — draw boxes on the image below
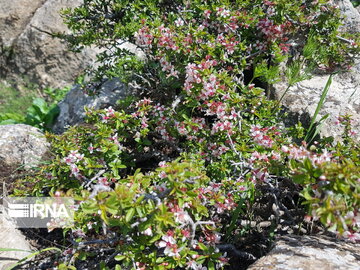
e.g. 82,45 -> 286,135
273,71 -> 360,141
52,78 -> 128,134
0,212 -> 33,270
0,0 -> 98,89
0,124 -> 49,169
272,0 -> 360,141
248,234 -> 360,270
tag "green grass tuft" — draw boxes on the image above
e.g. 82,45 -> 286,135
0,82 -> 38,115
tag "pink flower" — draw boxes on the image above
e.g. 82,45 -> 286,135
174,210 -> 192,224
70,164 -> 80,178
141,116 -> 148,128
187,260 -> 207,270
304,215 -> 312,223
98,177 -> 110,186
250,151 -> 269,163
63,150 -> 84,165
134,26 -> 153,47
135,262 -> 146,270
135,98 -> 152,107
216,7 -> 230,18
158,161 -> 167,167
203,10 -> 211,19
104,106 -> 115,117
159,57 -> 179,78
252,168 -> 269,182
157,232 -> 182,257
343,231 -> 360,242
264,0 -> 275,6
88,143 -> 94,154
109,133 -> 120,145
72,229 -> 86,238
205,231 -> 221,244
181,229 -> 191,239
158,171 -> 167,179
217,253 -> 229,268
250,125 -> 274,148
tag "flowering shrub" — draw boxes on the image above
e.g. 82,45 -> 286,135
13,0 -> 360,269
70,159 -> 235,269
62,0 -> 359,78
290,115 -> 360,241
16,107 -> 360,268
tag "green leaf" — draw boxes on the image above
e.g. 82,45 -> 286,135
197,242 -> 208,251
292,174 -> 306,184
125,208 -> 135,222
208,261 -> 215,270
142,138 -> 152,145
44,105 -> 60,127
78,251 -> 87,260
81,200 -> 99,214
0,119 -> 20,125
115,255 -> 126,261
225,198 -> 244,240
304,157 -> 313,172
149,234 -> 162,244
301,188 -> 313,201
31,98 -> 48,114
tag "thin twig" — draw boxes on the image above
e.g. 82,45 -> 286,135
30,25 -> 57,37
336,35 -> 354,44
82,169 -> 106,188
245,50 -> 263,59
190,220 -> 215,245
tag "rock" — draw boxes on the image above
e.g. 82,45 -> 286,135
248,234 -> 360,270
337,0 -> 360,33
0,124 -> 49,169
0,210 -> 33,270
273,71 -> 360,141
0,0 -> 43,47
52,78 -> 128,134
272,0 -> 360,141
0,0 -> 98,89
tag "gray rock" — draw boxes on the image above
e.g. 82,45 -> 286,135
337,0 -> 360,33
0,124 -> 49,169
0,0 -> 44,47
0,0 -> 98,89
248,234 -> 360,270
0,210 -> 33,270
273,71 -> 360,141
52,78 -> 128,134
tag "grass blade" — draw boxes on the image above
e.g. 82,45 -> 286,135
305,74 -> 332,144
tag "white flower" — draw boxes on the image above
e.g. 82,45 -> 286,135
175,18 -> 184,27
143,227 -> 153,236
157,234 -> 182,257
174,210 -> 192,224
186,260 -> 207,270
